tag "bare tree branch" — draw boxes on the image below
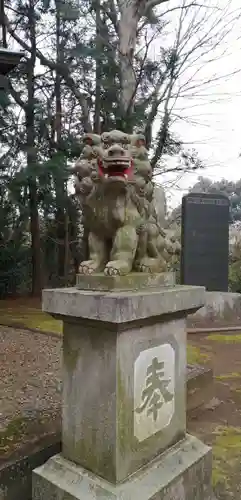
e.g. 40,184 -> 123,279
6,15 -> 92,132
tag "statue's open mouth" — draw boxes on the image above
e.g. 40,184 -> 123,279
98,158 -> 133,179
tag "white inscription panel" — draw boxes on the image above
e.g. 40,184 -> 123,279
134,344 -> 175,442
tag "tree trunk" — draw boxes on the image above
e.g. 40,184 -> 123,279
118,0 -> 169,131
118,2 -> 138,126
93,0 -> 102,133
28,179 -> 42,295
55,0 -> 68,283
26,0 -> 42,296
64,210 -> 69,284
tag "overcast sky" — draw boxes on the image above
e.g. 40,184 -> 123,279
156,0 -> 241,209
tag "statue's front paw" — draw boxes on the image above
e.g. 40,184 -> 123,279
135,257 -> 166,273
104,266 -> 119,276
79,260 -> 99,274
135,263 -> 152,273
104,260 -> 132,276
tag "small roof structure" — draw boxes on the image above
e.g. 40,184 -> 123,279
0,47 -> 24,75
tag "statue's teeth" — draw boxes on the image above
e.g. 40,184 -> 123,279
105,174 -> 108,179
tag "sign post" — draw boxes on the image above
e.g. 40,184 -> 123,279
181,192 -> 230,291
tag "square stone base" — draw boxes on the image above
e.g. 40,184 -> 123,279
32,434 -> 213,500
75,272 -> 175,291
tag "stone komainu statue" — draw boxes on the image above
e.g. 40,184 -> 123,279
72,129 -> 177,276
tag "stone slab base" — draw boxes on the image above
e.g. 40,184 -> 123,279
75,271 -> 175,291
187,365 -> 213,416
187,291 -> 241,329
0,438 -> 61,500
32,435 -> 212,500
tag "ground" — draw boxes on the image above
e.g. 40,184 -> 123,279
0,297 -> 62,334
0,325 -> 62,464
0,299 -> 241,498
188,333 -> 241,499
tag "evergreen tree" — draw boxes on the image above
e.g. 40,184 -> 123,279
0,0 -> 238,295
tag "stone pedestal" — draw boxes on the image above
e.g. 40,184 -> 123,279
33,280 -> 213,499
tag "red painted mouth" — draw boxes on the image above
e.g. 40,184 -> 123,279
98,158 -> 133,179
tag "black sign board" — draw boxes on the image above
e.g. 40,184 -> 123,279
181,192 -> 230,291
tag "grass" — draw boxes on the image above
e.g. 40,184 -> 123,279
0,417 -> 29,456
207,333 -> 241,343
187,344 -> 210,365
0,300 -> 226,352
212,426 -> 241,490
0,300 -> 62,335
2,300 -> 241,495
216,372 -> 241,380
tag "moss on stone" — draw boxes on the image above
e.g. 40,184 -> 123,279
0,417 -> 29,455
63,427 -> 116,482
117,362 -> 133,455
206,334 -> 241,343
63,335 -> 80,371
76,272 -> 174,291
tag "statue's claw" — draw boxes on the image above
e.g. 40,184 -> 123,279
135,257 -> 167,273
104,265 -> 120,276
79,260 -> 101,274
104,260 -> 131,276
135,263 -> 152,273
104,267 -> 119,276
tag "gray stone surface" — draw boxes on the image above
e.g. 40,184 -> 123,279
0,440 -> 61,500
38,285 -> 210,492
188,291 -> 241,328
153,184 -> 166,226
42,285 -> 205,324
32,434 -> 212,500
41,285 -> 205,484
186,365 -> 213,416
61,316 -> 186,482
75,271 -> 175,291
